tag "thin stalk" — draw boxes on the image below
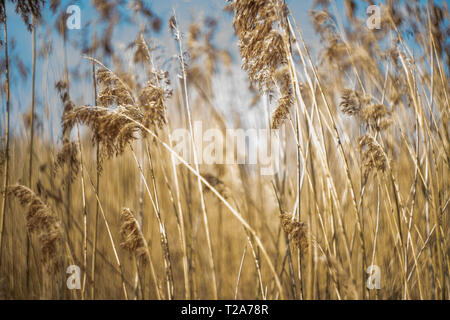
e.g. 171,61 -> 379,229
234,244 -> 247,300
370,185 -> 381,299
91,58 -> 100,300
76,126 -> 88,300
124,208 -> 161,300
286,16 -> 354,277
287,13 -> 363,282
130,145 -> 173,299
26,15 -> 37,295
61,19 -> 72,239
145,144 -> 174,299
141,37 -> 190,298
154,129 -> 190,298
85,172 -> 128,299
172,13 -> 218,299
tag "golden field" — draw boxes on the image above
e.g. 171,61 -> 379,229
0,0 -> 448,300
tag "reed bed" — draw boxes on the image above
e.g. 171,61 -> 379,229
0,0 -> 448,300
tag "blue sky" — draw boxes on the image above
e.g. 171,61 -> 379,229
0,0 -> 447,141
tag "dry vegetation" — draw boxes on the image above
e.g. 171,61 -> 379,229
0,0 -> 448,300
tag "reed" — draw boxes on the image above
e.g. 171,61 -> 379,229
0,0 -> 448,300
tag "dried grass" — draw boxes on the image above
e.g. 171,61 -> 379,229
8,185 -> 63,273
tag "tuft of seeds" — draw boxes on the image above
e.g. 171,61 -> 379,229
202,173 -> 231,199
54,137 -> 80,183
97,68 -> 134,107
133,33 -> 152,65
56,80 -> 75,117
139,71 -> 172,130
279,213 -> 309,252
119,208 -> 150,265
228,0 -> 294,129
363,104 -> 392,132
0,0 -> 45,31
55,80 -> 80,181
339,89 -> 363,116
359,134 -> 389,175
63,105 -> 142,164
271,68 -> 294,129
8,185 -> 63,273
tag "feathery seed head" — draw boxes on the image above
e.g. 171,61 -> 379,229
272,67 -> 294,129
229,0 -> 294,129
63,105 -> 142,171
202,173 -> 231,199
55,137 -> 80,183
120,208 -> 149,265
280,213 -> 309,252
363,104 -> 392,132
8,185 -> 63,273
359,134 -> 388,175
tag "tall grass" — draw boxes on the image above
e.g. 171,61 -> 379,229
0,0 -> 448,300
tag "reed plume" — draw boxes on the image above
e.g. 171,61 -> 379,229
228,0 -> 294,129
54,81 -> 80,182
62,57 -> 172,167
133,33 -> 151,65
359,134 -> 388,176
202,173 -> 231,199
54,138 -> 80,183
63,106 -> 142,164
8,185 -> 63,273
271,68 -> 294,129
139,73 -> 171,130
1,0 -> 45,31
339,89 -> 364,116
363,104 -> 392,132
97,68 -> 134,107
0,0 -> 448,301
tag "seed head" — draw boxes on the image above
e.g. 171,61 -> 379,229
280,213 -> 309,252
8,185 -> 63,273
359,134 -> 388,176
120,208 -> 149,265
55,137 -> 80,183
63,105 -> 142,168
229,0 -> 294,129
363,104 -> 392,132
340,89 -> 363,116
